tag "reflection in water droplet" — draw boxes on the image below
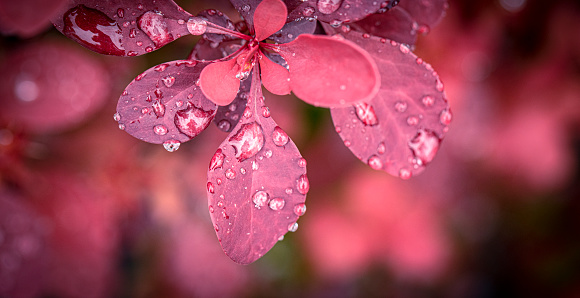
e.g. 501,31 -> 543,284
163,140 -> 181,152
153,124 -> 168,135
243,107 -> 252,118
225,168 -> 236,179
354,102 -> 379,126
377,142 -> 386,154
317,0 -> 342,14
272,126 -> 289,147
113,112 -> 121,121
422,95 -> 434,107
395,101 -> 407,112
187,17 -> 207,35
154,63 -> 169,72
175,102 -> 216,138
119,124 -> 126,130
261,106 -> 271,118
253,191 -> 269,208
288,222 -> 299,232
138,11 -> 174,48
209,205 -> 214,213
294,203 -> 307,216
63,5 -> 126,55
217,119 -> 231,131
152,101 -> 165,117
252,161 -> 259,170
399,168 -> 411,179
303,6 -> 315,16
368,155 -> 383,170
229,122 -> 265,161
408,129 -> 440,166
298,158 -> 307,168
207,182 -> 215,194
435,78 -> 444,92
399,44 -> 410,54
406,116 -> 419,126
162,75 -> 175,87
209,149 -> 225,171
269,198 -> 285,210
440,108 -> 452,125
296,174 -> 310,195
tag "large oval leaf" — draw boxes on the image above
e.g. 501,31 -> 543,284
115,60 -> 217,151
330,30 -> 451,178
207,67 -> 308,264
52,0 -> 191,56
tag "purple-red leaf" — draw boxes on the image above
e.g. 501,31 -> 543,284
278,34 -> 380,107
229,0 -> 261,30
330,31 -> 451,178
352,0 -> 448,45
52,0 -> 191,56
196,9 -> 237,44
253,0 -> 287,41
199,59 -> 241,106
214,76 -> 251,132
286,0 -> 399,24
207,68 -> 308,264
0,41 -> 109,134
268,18 -> 317,44
115,60 -> 217,150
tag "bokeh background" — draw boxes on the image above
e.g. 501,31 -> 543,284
1,0 -> 580,297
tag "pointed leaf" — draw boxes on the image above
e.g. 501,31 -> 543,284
115,60 -> 217,150
214,75 -> 251,132
199,59 -> 241,106
286,0 -> 399,24
278,34 -> 380,107
207,68 -> 308,264
229,0 -> 261,30
254,0 -> 288,41
330,31 -> 451,178
259,53 -> 291,95
52,0 -> 192,56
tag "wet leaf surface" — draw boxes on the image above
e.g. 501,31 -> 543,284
116,60 -> 217,150
52,0 -> 192,56
286,0 -> 400,24
207,68 -> 308,264
330,30 -> 450,178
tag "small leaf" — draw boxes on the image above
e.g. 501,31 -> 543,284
199,59 -> 241,106
253,0 -> 288,41
330,30 -> 451,178
268,18 -> 317,44
278,34 -> 380,107
116,60 -> 217,147
213,75 -> 251,132
259,53 -> 291,95
207,67 -> 308,264
286,0 -> 399,24
196,9 -> 237,44
52,0 -> 192,56
229,0 -> 262,30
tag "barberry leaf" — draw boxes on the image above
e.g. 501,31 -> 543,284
278,34 -> 380,107
199,58 -> 241,106
52,0 -> 191,56
229,0 -> 261,30
196,9 -> 237,44
330,30 -> 451,178
0,41 -> 109,133
207,67 -> 308,264
115,60 -> 217,151
286,0 -> 400,24
259,53 -> 291,95
268,18 -> 317,44
254,0 -> 287,41
353,0 -> 448,45
214,76 -> 251,132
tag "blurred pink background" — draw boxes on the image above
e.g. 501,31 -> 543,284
1,0 -> 580,297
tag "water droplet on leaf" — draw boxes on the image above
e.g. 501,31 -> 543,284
408,129 -> 440,165
296,174 -> 310,195
253,191 -> 269,208
175,102 -> 216,138
228,122 -> 265,161
163,140 -> 181,152
153,124 -> 168,135
317,0 -> 342,14
138,11 -> 174,47
368,155 -> 383,170
354,102 -> 378,126
269,198 -> 285,210
225,168 -> 236,179
209,149 -> 225,171
294,203 -> 307,216
272,126 -> 289,146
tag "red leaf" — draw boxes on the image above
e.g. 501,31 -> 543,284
199,59 -> 241,106
207,68 -> 308,264
214,75 -> 251,132
115,60 -> 217,151
352,0 -> 448,45
278,34 -> 380,107
52,0 -> 192,56
259,53 -> 291,95
330,31 -> 451,178
286,0 -> 399,24
253,0 -> 288,41
0,41 -> 109,134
